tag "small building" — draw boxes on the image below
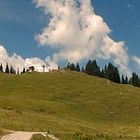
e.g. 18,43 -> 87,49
28,66 -> 35,72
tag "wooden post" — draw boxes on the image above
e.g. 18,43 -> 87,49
42,65 -> 45,72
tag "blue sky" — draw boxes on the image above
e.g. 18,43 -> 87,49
0,0 -> 140,73
93,0 -> 140,57
0,0 -> 51,58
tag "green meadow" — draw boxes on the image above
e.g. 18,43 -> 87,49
0,71 -> 140,139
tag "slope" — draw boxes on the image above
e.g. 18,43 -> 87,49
0,71 -> 140,139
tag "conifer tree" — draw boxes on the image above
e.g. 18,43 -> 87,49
129,77 -> 132,85
5,63 -> 9,74
10,66 -> 16,74
85,60 -> 93,75
70,63 -> 76,71
125,76 -> 128,84
106,63 -> 114,81
132,73 -> 140,87
0,63 -> 3,72
121,74 -> 125,84
21,67 -> 26,74
67,62 -> 70,69
75,63 -> 80,72
92,60 -> 100,76
81,66 -> 85,72
104,62 -> 120,83
100,69 -> 105,77
104,65 -> 109,79
85,59 -> 101,76
113,66 -> 120,83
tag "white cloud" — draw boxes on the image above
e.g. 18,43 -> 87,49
9,53 -> 25,73
0,45 -> 9,67
0,45 -> 58,73
132,56 -> 140,67
33,0 -> 130,75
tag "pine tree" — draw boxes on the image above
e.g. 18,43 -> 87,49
85,60 -> 93,75
92,60 -> 100,76
129,77 -> 132,85
10,66 -> 16,74
5,63 -> 9,74
132,73 -> 140,87
125,76 -> 128,84
106,62 -> 114,81
0,63 -> 3,72
85,59 -> 101,76
21,68 -> 26,74
67,62 -> 70,69
81,66 -> 85,72
113,67 -> 120,83
104,62 -> 120,83
100,69 -> 105,77
75,63 -> 80,72
70,63 -> 76,71
121,74 -> 125,84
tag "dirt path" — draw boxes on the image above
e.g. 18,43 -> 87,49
0,131 -> 37,140
0,131 -> 59,140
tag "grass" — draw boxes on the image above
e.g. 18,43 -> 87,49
31,134 -> 51,140
0,71 -> 140,139
55,132 -> 140,140
31,132 -> 140,140
0,130 -> 6,138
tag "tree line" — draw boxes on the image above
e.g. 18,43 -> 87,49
1,60 -> 140,88
0,63 -> 26,74
67,60 -> 140,88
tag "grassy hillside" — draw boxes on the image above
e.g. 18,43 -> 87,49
0,71 -> 140,139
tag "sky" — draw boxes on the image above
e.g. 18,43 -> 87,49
0,0 -> 140,75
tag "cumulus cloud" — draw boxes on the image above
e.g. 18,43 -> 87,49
0,45 -> 58,73
33,0 -> 130,75
132,56 -> 140,68
0,45 -> 9,66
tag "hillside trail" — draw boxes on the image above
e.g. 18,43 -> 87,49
0,131 -> 59,140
